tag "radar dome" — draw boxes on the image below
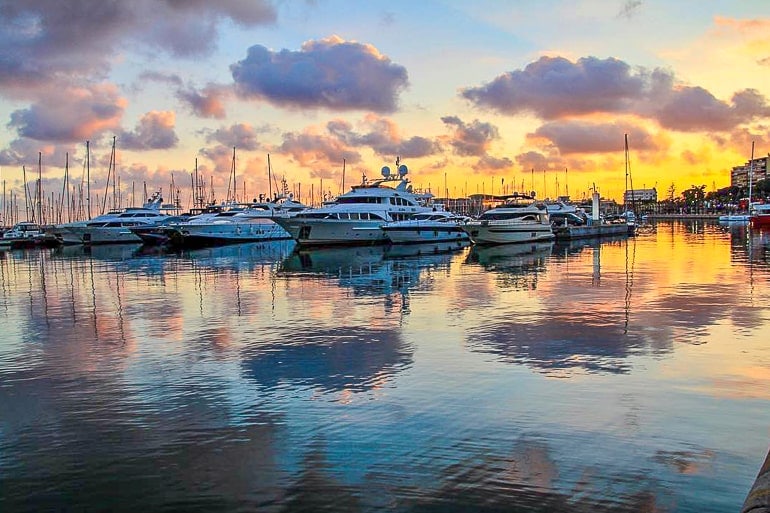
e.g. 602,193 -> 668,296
381,166 -> 391,177
398,164 -> 408,176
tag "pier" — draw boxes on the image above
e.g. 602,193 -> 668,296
553,223 -> 632,240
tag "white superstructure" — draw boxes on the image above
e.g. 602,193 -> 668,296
273,160 -> 441,246
463,196 -> 554,245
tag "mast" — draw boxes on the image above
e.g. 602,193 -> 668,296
227,146 -> 236,203
59,152 -> 69,224
86,140 -> 91,219
341,158 -> 346,195
22,165 -> 30,222
748,141 -> 755,212
37,152 -> 43,224
625,133 -> 637,215
267,154 -> 272,200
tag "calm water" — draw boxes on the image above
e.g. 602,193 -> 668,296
1,220 -> 769,512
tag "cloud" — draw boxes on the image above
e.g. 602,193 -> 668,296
461,56 -> 646,119
231,35 -> 409,112
440,116 -> 500,157
278,128 -> 362,170
140,72 -> 230,119
7,83 -> 126,142
473,155 -> 514,172
461,55 -> 770,132
654,87 -> 770,132
0,1 -> 277,91
617,0 -> 643,19
204,123 -> 262,151
176,84 -> 230,119
532,121 -> 657,154
118,111 -> 179,150
515,151 -> 551,171
327,116 -> 440,158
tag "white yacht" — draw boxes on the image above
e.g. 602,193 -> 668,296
132,193 -> 308,248
273,160 -> 441,246
381,211 -> 470,245
57,192 -> 178,245
463,195 -> 554,244
1,222 -> 45,250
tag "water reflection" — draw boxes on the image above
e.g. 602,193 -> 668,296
465,242 -> 552,290
279,242 -> 466,300
242,326 -> 412,396
1,222 -> 768,512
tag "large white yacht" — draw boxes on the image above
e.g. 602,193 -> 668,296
463,195 -> 554,244
273,160 -> 441,246
55,191 -> 178,245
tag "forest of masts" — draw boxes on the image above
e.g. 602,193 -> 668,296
2,139 -> 610,228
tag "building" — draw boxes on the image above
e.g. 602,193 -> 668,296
731,155 -> 769,188
624,188 -> 657,203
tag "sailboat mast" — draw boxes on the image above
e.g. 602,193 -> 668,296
267,154 -> 272,200
748,141 -> 755,211
86,140 -> 91,219
624,133 -> 629,212
37,152 -> 42,224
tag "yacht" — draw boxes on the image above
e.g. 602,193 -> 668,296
381,211 -> 470,245
132,193 -> 308,248
273,160 -> 441,246
0,222 -> 46,250
57,191 -> 178,245
462,195 -> 554,244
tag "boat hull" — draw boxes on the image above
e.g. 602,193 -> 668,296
274,217 -> 389,246
135,219 -> 291,248
382,224 -> 469,244
68,226 -> 144,245
750,215 -> 770,228
463,221 -> 554,245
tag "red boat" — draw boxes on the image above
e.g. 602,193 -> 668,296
750,204 -> 770,228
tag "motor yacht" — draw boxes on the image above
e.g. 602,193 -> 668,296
51,191 -> 178,245
132,193 -> 308,248
462,194 -> 554,244
381,211 -> 470,245
0,222 -> 46,250
273,159 -> 441,246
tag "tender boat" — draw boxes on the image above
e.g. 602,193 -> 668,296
462,195 -> 554,244
273,159 -> 441,247
381,211 -> 470,245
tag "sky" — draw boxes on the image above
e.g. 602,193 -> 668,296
0,0 -> 769,214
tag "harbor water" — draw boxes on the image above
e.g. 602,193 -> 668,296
1,220 -> 769,512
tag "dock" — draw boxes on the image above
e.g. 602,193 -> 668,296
553,223 -> 633,240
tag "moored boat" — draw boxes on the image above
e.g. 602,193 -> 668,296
273,159 -> 441,247
462,195 -> 554,245
52,191 -> 178,245
381,211 -> 470,245
750,204 -> 770,228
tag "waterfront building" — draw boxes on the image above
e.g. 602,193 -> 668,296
624,188 -> 658,203
731,155 -> 769,188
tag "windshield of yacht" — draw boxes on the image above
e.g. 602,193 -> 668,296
479,211 -> 541,221
336,196 -> 383,204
